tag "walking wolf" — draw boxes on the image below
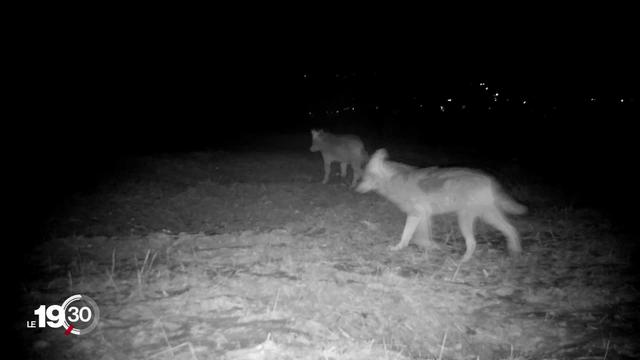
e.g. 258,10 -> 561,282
309,129 -> 369,188
356,149 -> 526,261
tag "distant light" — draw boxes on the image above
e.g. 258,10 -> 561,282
494,93 -> 499,97
375,105 -> 379,110
461,104 -> 466,110
308,111 -> 312,116
440,105 -> 445,112
590,97 -> 597,102
620,98 -> 625,103
336,110 -> 340,114
419,104 -> 424,108
303,74 -> 308,78
488,106 -> 492,110
480,82 -> 485,86
447,98 -> 452,102
485,86 -> 489,91
493,97 -> 498,102
352,106 -> 356,111
522,100 -> 527,105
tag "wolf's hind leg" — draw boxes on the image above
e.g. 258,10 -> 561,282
481,207 -> 521,256
391,215 -> 422,251
350,161 -> 362,188
458,210 -> 478,262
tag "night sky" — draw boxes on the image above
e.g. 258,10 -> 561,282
14,37 -> 639,236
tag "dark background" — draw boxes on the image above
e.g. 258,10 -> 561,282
8,17 -> 638,358
11,30 -> 639,244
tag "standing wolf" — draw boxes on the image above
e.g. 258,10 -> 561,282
309,129 -> 369,188
356,149 -> 526,262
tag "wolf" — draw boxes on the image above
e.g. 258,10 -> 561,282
356,149 -> 526,262
309,129 -> 369,188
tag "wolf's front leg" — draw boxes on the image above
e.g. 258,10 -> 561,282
349,176 -> 358,188
390,215 -> 422,251
413,217 -> 437,250
322,160 -> 331,184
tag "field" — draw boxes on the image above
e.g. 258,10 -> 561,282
17,134 -> 639,359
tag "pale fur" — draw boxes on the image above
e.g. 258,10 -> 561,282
356,149 -> 526,262
310,129 -> 369,188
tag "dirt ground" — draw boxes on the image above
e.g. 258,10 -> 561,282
17,138 -> 640,359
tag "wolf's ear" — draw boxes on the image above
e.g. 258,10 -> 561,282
371,149 -> 389,162
311,129 -> 318,137
367,149 -> 389,176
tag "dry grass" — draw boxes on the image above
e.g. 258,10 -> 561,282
18,142 -> 639,359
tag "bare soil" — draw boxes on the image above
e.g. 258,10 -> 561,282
18,140 -> 640,359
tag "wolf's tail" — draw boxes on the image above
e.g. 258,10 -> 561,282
493,183 -> 527,215
496,192 -> 528,215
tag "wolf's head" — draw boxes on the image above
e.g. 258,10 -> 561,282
309,129 -> 325,152
356,148 -> 393,193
